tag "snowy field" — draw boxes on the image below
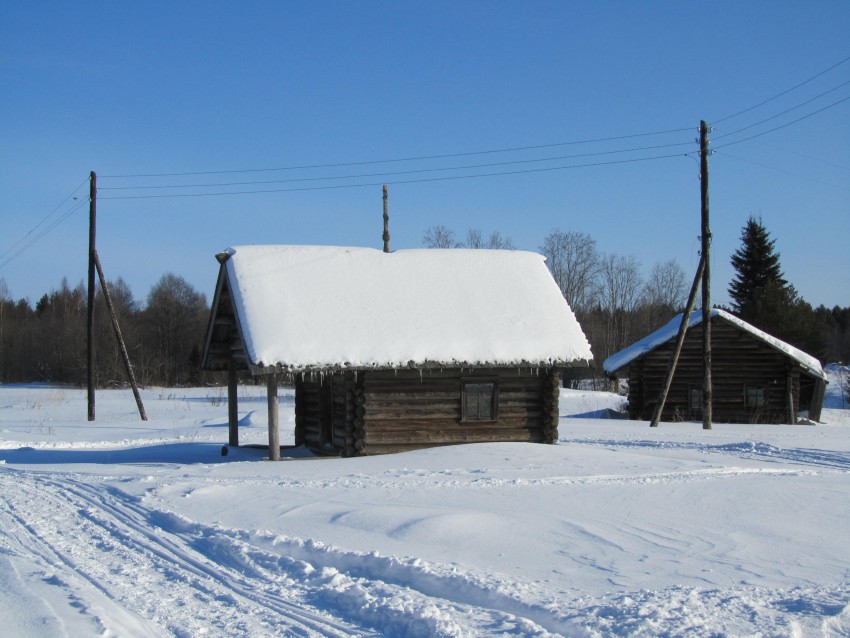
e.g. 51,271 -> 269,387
1,367 -> 849,637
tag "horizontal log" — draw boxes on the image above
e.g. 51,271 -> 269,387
364,402 -> 543,416
362,368 -> 546,380
365,392 -> 459,403
364,388 -> 541,401
364,429 -> 543,445
364,417 -> 541,430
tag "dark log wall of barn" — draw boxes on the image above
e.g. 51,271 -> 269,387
296,368 -> 560,455
627,319 -> 801,424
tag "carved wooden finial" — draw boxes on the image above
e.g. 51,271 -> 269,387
382,184 -> 390,253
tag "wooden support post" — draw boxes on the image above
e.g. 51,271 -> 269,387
699,120 -> 712,430
382,184 -> 390,253
810,378 -> 826,423
267,373 -> 280,461
650,254 -> 706,427
87,171 -> 96,421
786,373 -> 796,425
228,362 -> 239,446
93,250 -> 147,421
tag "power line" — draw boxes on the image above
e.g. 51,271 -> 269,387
713,95 -> 850,149
714,149 -> 850,192
0,178 -> 88,266
100,151 -> 694,200
0,198 -> 88,271
100,127 -> 694,179
98,139 -> 695,191
752,140 -> 850,172
712,53 -> 850,125
713,79 -> 850,140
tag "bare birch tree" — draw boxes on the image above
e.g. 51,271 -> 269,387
540,230 -> 600,313
423,226 -> 514,249
422,225 -> 460,248
599,253 -> 643,359
466,229 -> 515,249
643,259 -> 687,310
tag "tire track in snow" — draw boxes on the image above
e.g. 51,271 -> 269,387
0,467 -> 372,637
171,524 -> 586,637
0,472 -> 163,637
558,437 -> 850,470
1,467 -> 586,637
150,465 -> 818,494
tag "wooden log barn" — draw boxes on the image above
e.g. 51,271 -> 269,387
201,245 -> 593,458
603,308 -> 827,424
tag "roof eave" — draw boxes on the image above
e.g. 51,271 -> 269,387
246,357 -> 594,377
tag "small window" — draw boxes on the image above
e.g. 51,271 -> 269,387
745,386 -> 767,408
689,387 -> 703,411
462,381 -> 498,422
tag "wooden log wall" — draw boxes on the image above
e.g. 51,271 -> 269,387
359,368 -> 556,455
628,320 -> 801,424
294,375 -> 321,446
332,374 -> 356,456
294,367 -> 561,456
542,369 -> 561,443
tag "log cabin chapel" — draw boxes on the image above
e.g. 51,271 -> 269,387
202,245 -> 593,458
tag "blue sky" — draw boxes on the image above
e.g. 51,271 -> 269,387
2,1 -> 848,309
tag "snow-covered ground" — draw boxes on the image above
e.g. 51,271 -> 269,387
1,367 -> 848,637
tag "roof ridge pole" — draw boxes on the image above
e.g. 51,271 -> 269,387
649,254 -> 706,427
382,184 -> 390,253
700,120 -> 712,430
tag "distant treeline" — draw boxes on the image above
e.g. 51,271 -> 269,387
1,228 -> 848,388
0,274 -> 218,387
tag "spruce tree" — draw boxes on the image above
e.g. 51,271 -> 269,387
728,216 -> 789,325
727,216 -> 826,357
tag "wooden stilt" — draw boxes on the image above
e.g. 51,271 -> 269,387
267,373 -> 280,461
228,362 -> 239,446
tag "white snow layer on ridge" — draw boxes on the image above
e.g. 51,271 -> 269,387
224,245 -> 592,371
603,307 -> 826,378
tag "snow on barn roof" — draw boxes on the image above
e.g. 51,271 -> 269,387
219,245 -> 592,372
603,307 -> 826,380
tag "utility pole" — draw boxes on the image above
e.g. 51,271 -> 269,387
699,121 -> 712,430
87,171 -> 96,421
382,184 -> 390,253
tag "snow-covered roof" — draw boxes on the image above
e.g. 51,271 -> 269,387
603,308 -> 826,380
218,245 -> 592,372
